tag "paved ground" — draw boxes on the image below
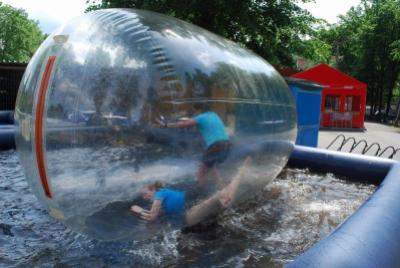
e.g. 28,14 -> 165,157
318,121 -> 400,160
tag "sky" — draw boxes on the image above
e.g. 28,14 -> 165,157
1,0 -> 88,34
2,0 -> 362,34
299,0 -> 362,24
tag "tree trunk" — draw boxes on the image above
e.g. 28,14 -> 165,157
378,87 -> 384,121
385,89 -> 393,122
394,98 -> 400,126
369,87 -> 375,117
372,101 -> 377,116
369,104 -> 374,117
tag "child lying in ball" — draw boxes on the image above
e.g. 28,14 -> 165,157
131,181 -> 185,222
131,157 -> 250,225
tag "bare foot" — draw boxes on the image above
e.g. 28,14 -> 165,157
218,189 -> 232,207
217,157 -> 252,207
216,178 -> 226,190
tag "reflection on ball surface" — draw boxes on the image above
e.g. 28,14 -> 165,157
15,8 -> 296,240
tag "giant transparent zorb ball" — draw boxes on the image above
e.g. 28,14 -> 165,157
15,8 -> 297,241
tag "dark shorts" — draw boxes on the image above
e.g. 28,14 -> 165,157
202,140 -> 231,168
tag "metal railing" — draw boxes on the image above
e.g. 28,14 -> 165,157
326,134 -> 400,159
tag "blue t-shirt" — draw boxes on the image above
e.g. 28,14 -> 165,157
194,111 -> 229,147
154,188 -> 185,216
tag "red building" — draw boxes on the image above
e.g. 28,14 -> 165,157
292,64 -> 367,129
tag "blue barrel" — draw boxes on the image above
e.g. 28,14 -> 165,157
286,78 -> 323,147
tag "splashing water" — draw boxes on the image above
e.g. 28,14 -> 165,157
0,150 -> 375,267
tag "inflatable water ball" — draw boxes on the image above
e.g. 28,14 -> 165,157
15,8 -> 297,241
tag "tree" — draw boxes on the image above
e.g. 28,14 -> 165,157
314,0 -> 400,121
354,0 -> 400,120
0,2 -> 45,62
86,0 -> 316,68
297,35 -> 334,68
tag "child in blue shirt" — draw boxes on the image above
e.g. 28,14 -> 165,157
157,103 -> 231,189
131,157 -> 250,225
131,181 -> 185,222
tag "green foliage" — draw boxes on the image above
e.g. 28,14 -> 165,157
86,0 -> 316,67
0,2 -> 45,62
298,36 -> 333,68
390,39 -> 400,61
312,0 -> 400,119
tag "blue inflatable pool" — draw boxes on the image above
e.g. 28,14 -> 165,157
288,145 -> 400,268
0,111 -> 15,150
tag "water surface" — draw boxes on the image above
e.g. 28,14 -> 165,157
0,150 -> 375,267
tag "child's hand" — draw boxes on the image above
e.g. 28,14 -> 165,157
139,210 -> 151,221
131,205 -> 152,221
155,118 -> 165,127
130,205 -> 143,214
155,115 -> 168,128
